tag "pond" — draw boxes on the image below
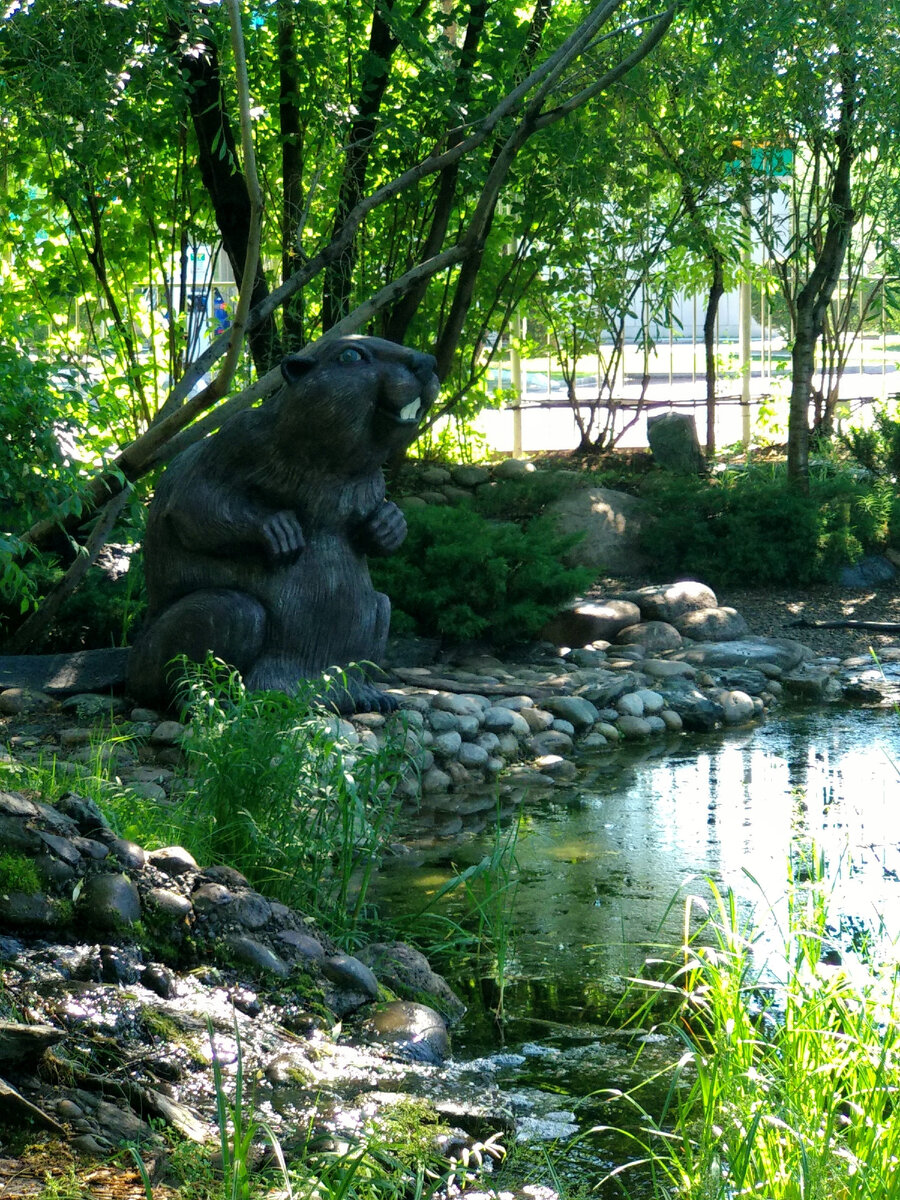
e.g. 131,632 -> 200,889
372,706 -> 900,1189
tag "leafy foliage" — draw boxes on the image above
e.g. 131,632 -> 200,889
639,465 -> 894,586
371,503 -> 594,644
841,405 -> 900,481
164,660 -> 412,942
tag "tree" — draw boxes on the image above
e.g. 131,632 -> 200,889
520,117 -> 682,453
732,0 -> 900,487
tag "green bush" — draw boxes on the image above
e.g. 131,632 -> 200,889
371,504 -> 594,644
470,470 -> 585,521
639,466 -> 894,587
842,404 -> 900,479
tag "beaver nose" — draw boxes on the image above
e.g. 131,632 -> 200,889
411,350 -> 437,385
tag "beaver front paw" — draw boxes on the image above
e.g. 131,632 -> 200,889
355,501 -> 407,556
261,510 -> 306,563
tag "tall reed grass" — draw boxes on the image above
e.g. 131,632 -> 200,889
593,860 -> 900,1198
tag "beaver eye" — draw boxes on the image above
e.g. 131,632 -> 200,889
338,347 -> 363,363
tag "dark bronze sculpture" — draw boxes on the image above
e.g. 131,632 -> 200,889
128,335 -> 439,712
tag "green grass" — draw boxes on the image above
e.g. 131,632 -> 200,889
590,862 -> 900,1199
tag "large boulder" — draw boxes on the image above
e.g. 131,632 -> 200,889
546,487 -> 650,574
647,412 -> 706,473
674,606 -> 749,642
617,581 -> 718,623
541,599 -> 641,646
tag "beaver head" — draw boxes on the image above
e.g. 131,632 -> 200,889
271,335 -> 440,475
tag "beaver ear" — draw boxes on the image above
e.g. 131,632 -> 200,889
281,354 -> 316,385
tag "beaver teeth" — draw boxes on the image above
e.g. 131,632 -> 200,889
399,400 -> 421,421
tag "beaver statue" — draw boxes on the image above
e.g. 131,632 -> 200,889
127,335 -> 439,713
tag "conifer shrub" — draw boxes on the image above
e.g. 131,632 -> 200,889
371,504 -> 594,644
638,466 -> 894,586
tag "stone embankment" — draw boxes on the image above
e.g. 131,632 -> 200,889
4,580 -> 895,812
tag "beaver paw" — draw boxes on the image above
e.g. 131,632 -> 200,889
261,510 -> 306,562
356,501 -> 407,556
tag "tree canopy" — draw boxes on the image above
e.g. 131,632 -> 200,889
3,0 -> 900,643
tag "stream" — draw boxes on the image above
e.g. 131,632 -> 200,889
372,706 -> 900,1190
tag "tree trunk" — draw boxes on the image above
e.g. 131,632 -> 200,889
178,33 -> 282,374
321,1 -> 398,329
703,252 -> 725,456
279,4 -> 306,350
787,68 -> 858,490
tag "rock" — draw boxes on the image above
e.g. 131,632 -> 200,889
493,457 -> 534,479
519,707 -> 553,733
231,891 -> 273,930
615,715 -> 653,738
718,690 -> 755,724
0,1022 -> 65,1067
0,649 -> 129,696
429,709 -> 461,733
660,709 -> 683,731
483,706 -> 530,736
422,767 -> 453,793
225,935 -> 290,978
148,846 -> 198,876
544,487 -> 650,574
0,791 -> 38,818
536,755 -> 578,780
616,621 -> 683,652
150,720 -> 186,746
671,637 -> 807,672
356,942 -> 465,1021
108,838 -> 146,870
839,554 -> 896,587
674,607 -> 749,642
432,693 -> 486,720
277,930 -> 326,961
142,965 -> 177,999
640,659 -> 696,680
580,732 -> 608,750
647,411 -> 706,473
432,731 -> 463,760
0,892 -> 66,929
146,888 -> 193,920
0,688 -> 53,715
616,692 -> 645,717
451,464 -> 491,488
458,742 -> 489,769
56,792 -> 110,836
80,874 -> 142,929
660,688 -> 725,731
783,668 -> 843,702
60,692 -> 120,718
527,729 -> 574,756
618,581 -> 718,622
542,696 -> 600,730
361,1000 -> 450,1065
322,953 -> 380,998
541,600 -> 642,646
418,465 -> 452,485
0,1077 -> 66,1133
634,688 -> 665,715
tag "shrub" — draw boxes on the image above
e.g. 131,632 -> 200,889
842,404 -> 900,479
371,504 -> 594,644
638,466 -> 893,587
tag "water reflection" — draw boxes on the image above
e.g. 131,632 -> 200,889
377,708 -> 900,1023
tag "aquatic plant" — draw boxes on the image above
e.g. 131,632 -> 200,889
591,862 -> 900,1198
